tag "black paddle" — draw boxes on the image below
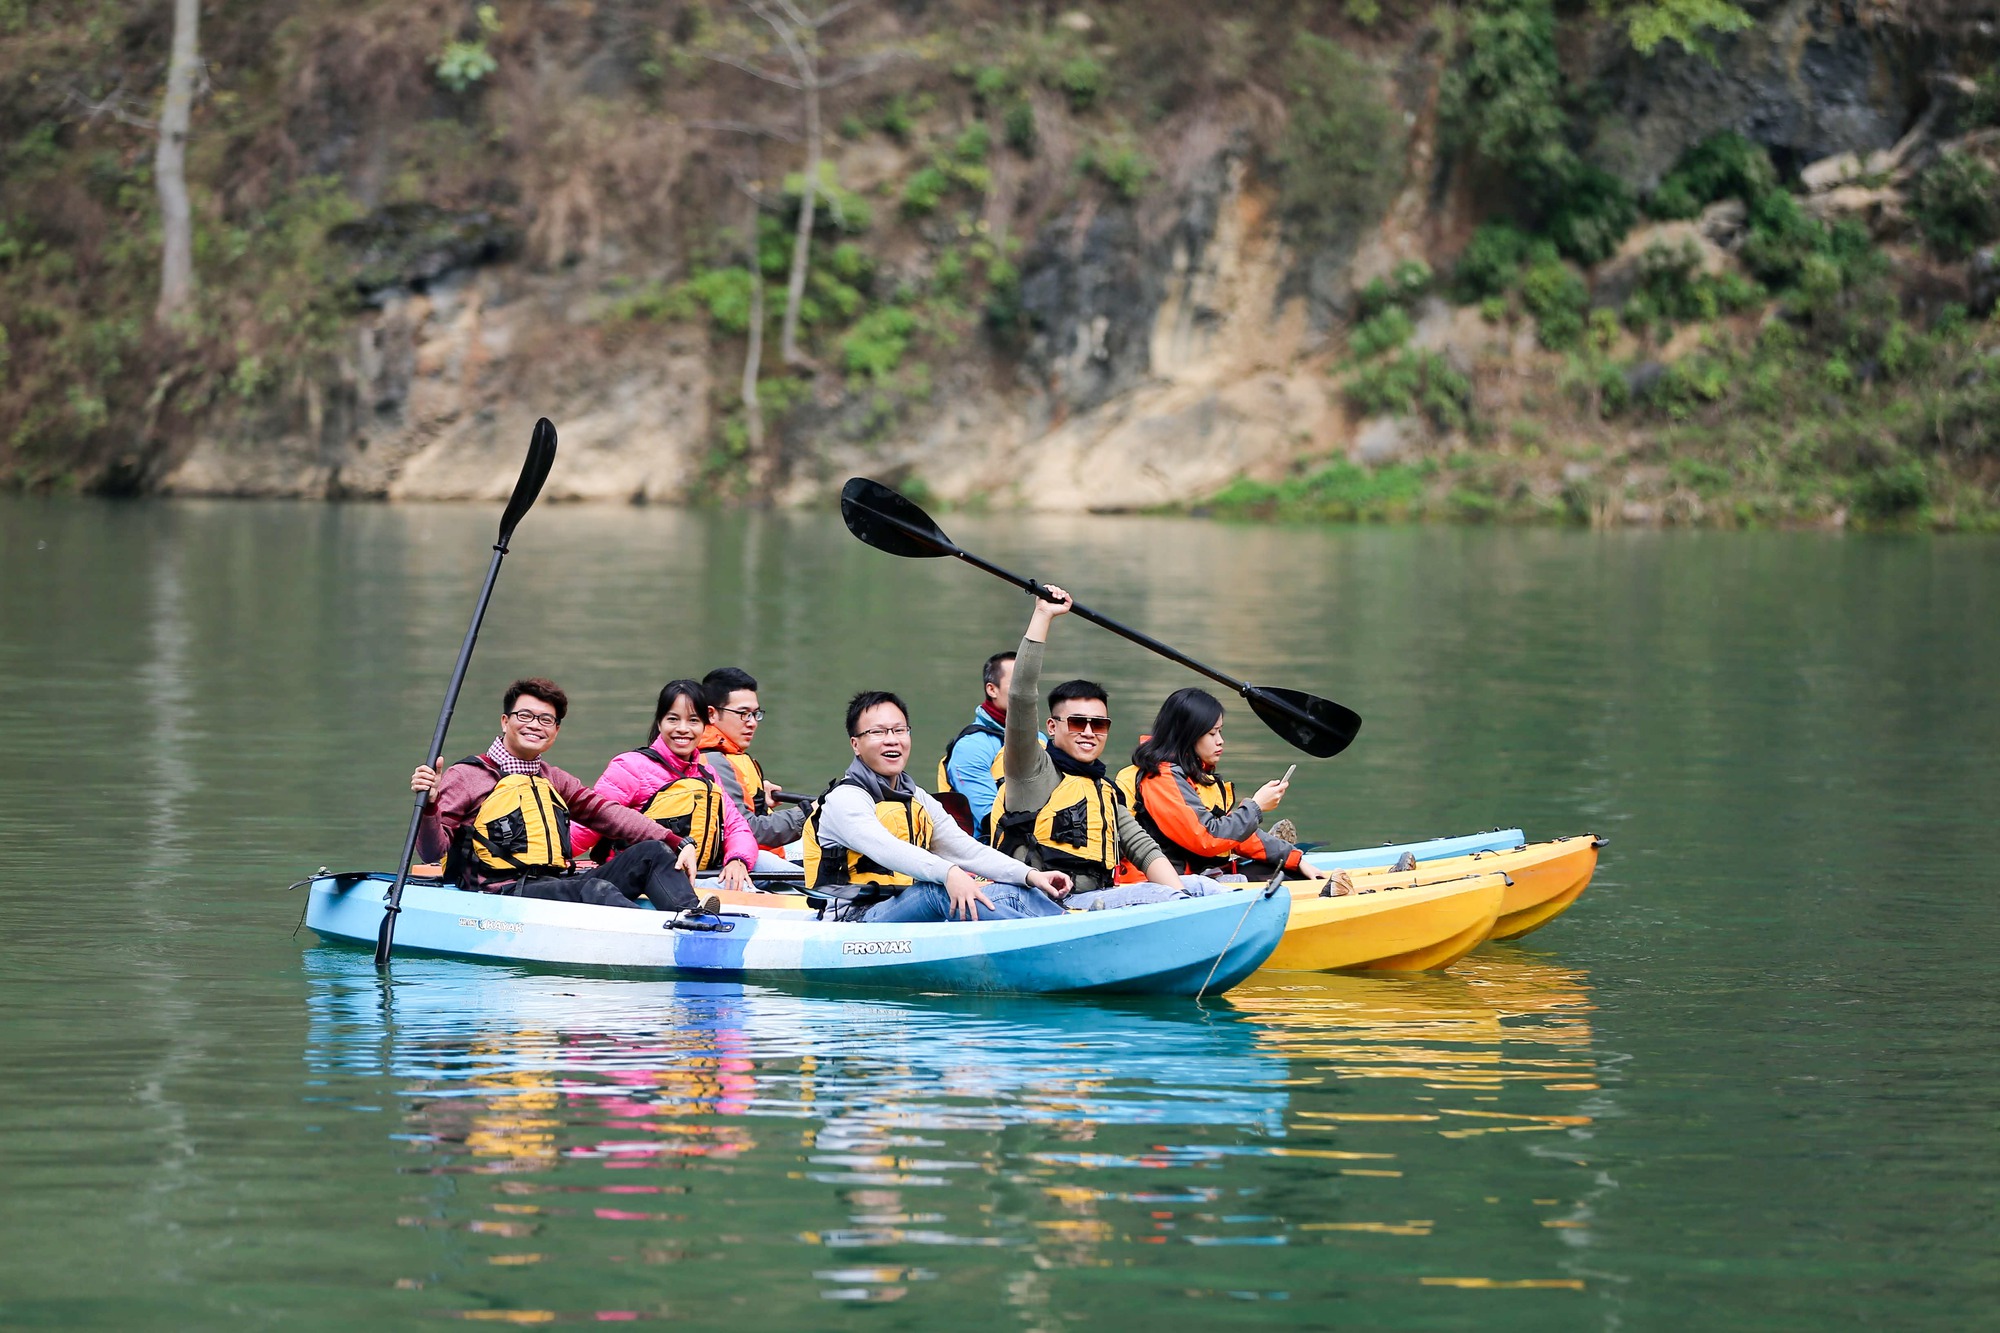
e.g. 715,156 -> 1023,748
374,419 -> 559,968
839,477 -> 1361,758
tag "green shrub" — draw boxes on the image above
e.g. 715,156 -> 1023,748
1453,223 -> 1531,301
1648,131 -> 1776,219
971,65 -> 1014,105
1003,102 -> 1037,155
433,4 -> 500,93
840,306 -> 918,381
1440,0 -> 1570,187
1912,150 -> 2000,258
901,166 -> 951,216
1347,348 -> 1472,428
1544,164 -> 1636,265
1275,34 -> 1404,249
783,165 -> 873,233
1350,306 -> 1415,359
685,266 -> 758,334
1520,257 -> 1589,349
875,94 -> 914,141
1854,458 -> 1929,518
1085,142 -> 1155,200
952,123 -> 991,164
1057,55 -> 1105,110
1209,460 -> 1433,521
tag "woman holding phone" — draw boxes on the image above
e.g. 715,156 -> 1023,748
1120,687 -> 1349,892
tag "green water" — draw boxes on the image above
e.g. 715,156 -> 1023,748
1,497 -> 1994,1329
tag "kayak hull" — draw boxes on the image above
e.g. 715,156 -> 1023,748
1306,834 -> 1603,943
306,874 -> 1288,997
1261,874 -> 1506,973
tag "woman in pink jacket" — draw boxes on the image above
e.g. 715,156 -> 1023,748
575,679 -> 760,891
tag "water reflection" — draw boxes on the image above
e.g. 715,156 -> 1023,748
301,948 -> 1609,1323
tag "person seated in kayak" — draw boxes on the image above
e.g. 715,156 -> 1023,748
936,650 -> 1042,838
994,587 -> 1225,911
410,677 -> 710,918
573,679 -> 761,893
1121,686 -> 1351,894
804,690 -> 1072,922
698,666 -> 806,868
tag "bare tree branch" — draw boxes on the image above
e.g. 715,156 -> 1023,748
689,118 -> 800,143
821,48 -> 906,88
64,82 -> 158,130
700,48 -> 803,89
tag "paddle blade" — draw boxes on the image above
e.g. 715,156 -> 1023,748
498,417 -> 558,545
840,477 -> 955,559
1244,685 -> 1362,759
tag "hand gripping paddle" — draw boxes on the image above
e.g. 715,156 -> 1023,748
375,418 -> 559,968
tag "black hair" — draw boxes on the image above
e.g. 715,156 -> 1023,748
845,690 -> 909,737
702,667 -> 758,718
1130,687 -> 1226,777
1047,678 -> 1108,715
504,677 -> 568,723
648,678 -> 709,743
981,651 -> 1015,692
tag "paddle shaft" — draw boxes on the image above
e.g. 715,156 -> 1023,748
864,500 -> 1327,738
374,538 -> 511,967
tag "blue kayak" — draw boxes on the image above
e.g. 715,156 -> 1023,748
1303,827 -> 1524,872
304,873 -> 1290,997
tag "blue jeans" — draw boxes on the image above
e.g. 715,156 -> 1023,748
1067,874 -> 1226,912
858,880 -> 1067,923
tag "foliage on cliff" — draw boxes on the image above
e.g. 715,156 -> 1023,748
0,0 -> 1995,530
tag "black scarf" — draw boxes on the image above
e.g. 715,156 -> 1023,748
1046,740 -> 1106,782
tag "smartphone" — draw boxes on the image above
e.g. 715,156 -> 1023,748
1281,764 -> 1297,785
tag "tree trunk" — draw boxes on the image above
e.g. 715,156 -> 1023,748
154,0 -> 199,327
778,76 -> 819,366
743,259 -> 768,487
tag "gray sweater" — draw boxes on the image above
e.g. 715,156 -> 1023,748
813,758 -> 1034,888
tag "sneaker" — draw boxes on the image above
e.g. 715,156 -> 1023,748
703,895 -> 722,914
1392,852 -> 1417,873
1270,818 -> 1298,845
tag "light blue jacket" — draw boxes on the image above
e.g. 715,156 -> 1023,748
942,706 -> 1043,831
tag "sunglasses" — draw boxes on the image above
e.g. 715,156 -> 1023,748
1055,715 -> 1112,735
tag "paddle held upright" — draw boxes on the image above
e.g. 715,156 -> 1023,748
838,477 -> 1361,758
375,418 -> 559,968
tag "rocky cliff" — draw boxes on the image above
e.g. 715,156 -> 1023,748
3,1 -> 1996,524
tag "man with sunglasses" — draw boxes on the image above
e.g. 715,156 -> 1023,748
995,589 -> 1221,910
699,666 -> 807,865
409,677 -> 712,922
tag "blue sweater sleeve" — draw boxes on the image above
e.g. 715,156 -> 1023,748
947,730 -> 1003,826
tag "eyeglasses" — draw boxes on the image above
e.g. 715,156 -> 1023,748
853,725 -> 912,740
717,706 -> 766,723
506,710 -> 560,728
1055,715 -> 1112,735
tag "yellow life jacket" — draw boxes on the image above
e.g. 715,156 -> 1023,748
1114,764 -> 1140,807
802,776 -> 936,895
991,770 -> 1122,880
450,757 -> 573,883
631,747 -> 728,870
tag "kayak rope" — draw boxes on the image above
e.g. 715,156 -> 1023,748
1195,885 -> 1264,1004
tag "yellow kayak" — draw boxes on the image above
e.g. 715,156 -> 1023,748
1261,871 -> 1507,972
1307,833 -> 1603,941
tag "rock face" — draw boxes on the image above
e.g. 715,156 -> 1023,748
1587,0 -> 1938,187
154,0 -> 1991,511
164,272 -> 712,503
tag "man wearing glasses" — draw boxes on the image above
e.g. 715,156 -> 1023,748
699,666 -> 807,866
802,690 -> 1072,922
995,588 -> 1223,909
409,677 -> 711,921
